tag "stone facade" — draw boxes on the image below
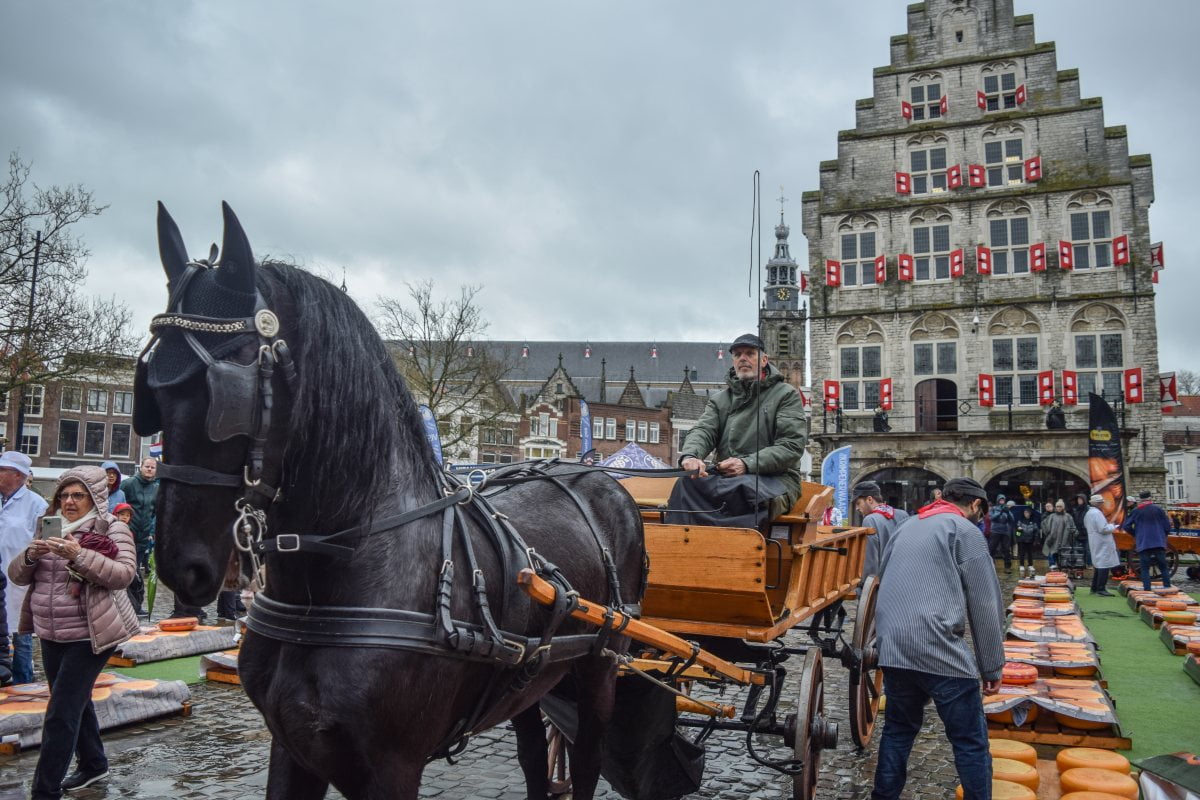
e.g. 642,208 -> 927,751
800,0 -> 1163,510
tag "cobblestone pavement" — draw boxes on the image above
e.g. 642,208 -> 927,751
3,564 -> 1196,800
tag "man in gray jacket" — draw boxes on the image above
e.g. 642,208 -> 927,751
853,480 -> 909,581
871,477 -> 1005,800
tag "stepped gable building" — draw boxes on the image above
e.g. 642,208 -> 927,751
799,0 -> 1163,511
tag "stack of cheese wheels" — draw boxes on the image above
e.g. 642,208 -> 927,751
989,738 -> 1037,766
1059,768 -> 1139,798
1187,640 -> 1200,656
954,780 -> 1036,800
991,758 -> 1039,790
1045,571 -> 1070,584
1002,663 -> 1038,685
1056,747 -> 1131,774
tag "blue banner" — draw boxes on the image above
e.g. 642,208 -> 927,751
820,445 -> 852,525
418,404 -> 443,465
579,399 -> 593,459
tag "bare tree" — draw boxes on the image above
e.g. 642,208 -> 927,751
1176,369 -> 1200,396
376,281 -> 515,460
1,152 -> 137,403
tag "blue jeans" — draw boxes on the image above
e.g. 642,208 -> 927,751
12,632 -> 34,684
32,640 -> 115,799
871,668 -> 992,800
1139,547 -> 1172,591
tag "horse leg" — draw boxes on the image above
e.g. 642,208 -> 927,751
358,757 -> 424,800
565,658 -> 618,800
512,704 -> 552,800
265,738 -> 330,800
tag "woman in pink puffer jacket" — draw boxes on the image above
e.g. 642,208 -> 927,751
7,465 -> 140,798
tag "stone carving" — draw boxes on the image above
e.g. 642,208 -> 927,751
836,316 -> 885,344
910,311 -> 961,341
1069,302 -> 1126,332
987,305 -> 1041,335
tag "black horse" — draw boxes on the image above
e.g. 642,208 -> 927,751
136,202 -> 645,800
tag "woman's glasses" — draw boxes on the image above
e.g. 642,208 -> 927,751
59,492 -> 90,502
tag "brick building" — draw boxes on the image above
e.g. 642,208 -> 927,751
801,0 -> 1163,511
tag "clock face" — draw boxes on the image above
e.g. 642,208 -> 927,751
775,287 -> 791,301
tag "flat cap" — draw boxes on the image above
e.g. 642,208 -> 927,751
1138,490 -> 1152,500
729,333 -> 765,352
852,480 -> 883,500
943,477 -> 988,501
1089,494 -> 1105,506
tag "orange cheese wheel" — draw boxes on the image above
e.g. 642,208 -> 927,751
1014,607 -> 1044,619
955,779 -> 1037,800
987,704 -> 1039,725
0,699 -> 49,714
1054,712 -> 1110,731
989,738 -> 1037,766
1002,663 -> 1039,685
1018,579 -> 1041,588
1059,768 -> 1139,798
1153,586 -> 1179,595
1163,611 -> 1198,625
1056,748 -> 1131,774
1054,666 -> 1098,677
992,758 -> 1040,790
157,616 -> 199,632
1187,641 -> 1200,656
1061,794 -> 1136,800
1157,600 -> 1188,611
113,680 -> 159,692
90,687 -> 111,702
1044,677 -> 1094,688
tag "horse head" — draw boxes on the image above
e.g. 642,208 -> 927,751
135,201 -> 279,604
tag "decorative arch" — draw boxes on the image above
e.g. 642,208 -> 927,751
909,205 -> 954,225
980,59 -> 1020,78
907,71 -> 945,85
936,1 -> 981,54
1070,302 -> 1126,332
982,121 -> 1026,140
836,317 -> 885,345
910,311 -> 961,341
906,131 -> 950,149
837,212 -> 880,232
985,198 -> 1032,219
1066,190 -> 1114,210
988,306 -> 1041,336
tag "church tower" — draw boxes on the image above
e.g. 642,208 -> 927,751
759,190 -> 807,388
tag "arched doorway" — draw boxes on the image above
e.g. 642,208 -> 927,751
984,466 -> 1089,514
856,467 -> 946,517
915,379 -> 958,432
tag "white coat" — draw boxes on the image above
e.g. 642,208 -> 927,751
1084,506 -> 1120,569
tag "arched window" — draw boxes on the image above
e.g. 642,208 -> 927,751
1066,191 -> 1116,271
907,133 -> 950,195
906,72 -> 945,121
988,306 -> 1041,405
837,213 -> 880,288
910,206 -> 953,282
980,60 -> 1022,112
910,312 -> 960,378
982,123 -> 1025,188
986,200 -> 1033,276
836,318 -> 884,411
1070,303 -> 1127,402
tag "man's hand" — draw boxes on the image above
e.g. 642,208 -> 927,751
681,457 -> 708,478
717,457 -> 747,477
982,678 -> 1001,694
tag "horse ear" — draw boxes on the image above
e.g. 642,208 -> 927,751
157,201 -> 189,285
216,201 -> 256,293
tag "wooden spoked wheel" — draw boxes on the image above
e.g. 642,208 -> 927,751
544,717 -> 571,797
849,574 -> 884,748
792,648 -> 837,800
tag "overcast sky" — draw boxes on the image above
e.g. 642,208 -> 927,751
2,1 -> 1197,371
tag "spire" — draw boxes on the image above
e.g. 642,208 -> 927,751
678,365 -> 695,395
618,366 -> 645,407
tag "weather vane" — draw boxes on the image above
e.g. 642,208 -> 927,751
778,185 -> 788,221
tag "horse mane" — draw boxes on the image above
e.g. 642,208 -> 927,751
257,260 -> 440,522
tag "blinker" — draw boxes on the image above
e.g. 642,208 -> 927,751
205,358 -> 262,442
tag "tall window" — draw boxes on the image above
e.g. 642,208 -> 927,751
982,71 -> 1019,111
990,215 -> 1031,275
637,421 -> 648,442
913,223 -> 951,281
910,145 -> 948,195
84,422 -> 106,456
913,342 -> 957,376
649,422 -> 660,444
840,345 -> 882,411
481,428 -> 497,444
19,424 -> 40,456
1070,209 -> 1113,270
111,423 -> 132,458
113,390 -> 134,415
592,418 -> 604,440
993,337 -> 1039,405
605,418 -> 616,439
61,386 -> 82,412
840,231 -> 877,287
985,138 -> 1024,187
58,419 -> 79,454
498,429 -> 514,445
21,385 -> 44,417
87,389 -> 108,414
909,81 -> 942,120
1075,333 -> 1124,401
625,419 -> 635,441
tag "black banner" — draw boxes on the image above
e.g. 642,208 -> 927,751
1087,393 -> 1126,526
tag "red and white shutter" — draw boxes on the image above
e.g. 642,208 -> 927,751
1161,372 -> 1179,411
825,259 -> 841,287
880,378 -> 893,411
976,245 -> 992,275
1030,242 -> 1047,272
950,248 -> 965,278
1038,370 -> 1055,405
823,380 -> 840,411
1023,156 -> 1042,182
1062,370 -> 1078,406
976,90 -> 987,110
947,164 -> 962,189
1124,368 -> 1144,404
801,273 -> 809,294
1016,84 -> 1027,105
1113,234 -> 1130,266
898,253 -> 914,281
1152,270 -> 1160,284
901,101 -> 913,120
978,373 -> 995,408
1150,241 -> 1164,268
968,163 -> 986,187
939,94 -> 948,115
1058,240 -> 1074,270
895,172 -> 912,195
874,254 -> 887,284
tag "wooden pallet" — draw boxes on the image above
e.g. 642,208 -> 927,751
987,714 -> 1131,750
1186,655 -> 1200,686
0,700 -> 191,754
205,669 -> 241,685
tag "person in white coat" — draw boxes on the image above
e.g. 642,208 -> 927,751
1084,494 -> 1119,596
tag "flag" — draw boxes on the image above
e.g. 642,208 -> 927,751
1062,370 -> 1078,406
978,373 -> 995,407
1160,372 -> 1180,411
149,441 -> 163,459
1038,370 -> 1055,405
1151,241 -> 1164,269
1113,234 -> 1130,266
880,378 -> 893,410
823,380 -> 840,411
1124,368 -> 1144,404
820,445 -> 852,527
898,253 -> 914,281
579,399 -> 593,458
901,100 -> 913,119
825,259 -> 841,287
895,172 -> 911,194
977,245 -> 992,275
968,164 -> 986,187
874,254 -> 887,284
1031,242 -> 1046,272
1058,240 -> 1074,270
950,248 -> 964,278
418,404 -> 443,465
1089,394 -> 1127,526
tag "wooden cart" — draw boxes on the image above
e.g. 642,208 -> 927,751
1113,529 -> 1200,581
522,478 -> 879,800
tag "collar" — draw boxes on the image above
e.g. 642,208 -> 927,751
2,485 -> 27,505
868,503 -> 895,520
918,499 -> 966,519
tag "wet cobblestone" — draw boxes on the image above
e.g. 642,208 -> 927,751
3,566 -> 1195,799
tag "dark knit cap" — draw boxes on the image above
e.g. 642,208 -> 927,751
852,480 -> 883,500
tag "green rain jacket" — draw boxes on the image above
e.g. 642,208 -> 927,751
679,363 -> 808,516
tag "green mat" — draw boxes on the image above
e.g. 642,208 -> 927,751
1074,586 -> 1200,759
110,655 -> 207,685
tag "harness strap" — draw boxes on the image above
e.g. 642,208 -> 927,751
157,462 -> 245,488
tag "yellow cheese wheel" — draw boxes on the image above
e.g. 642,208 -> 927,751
1056,748 -> 1131,774
992,758 -> 1040,789
1054,666 -> 1098,677
989,738 -> 1037,766
1061,793 -> 1136,800
955,779 -> 1037,800
1059,768 -> 1138,798
986,704 -> 1039,725
1162,611 -> 1198,625
1054,712 -> 1111,731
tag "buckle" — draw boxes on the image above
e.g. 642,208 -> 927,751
274,534 -> 301,553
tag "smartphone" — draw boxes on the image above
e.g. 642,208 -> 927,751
39,516 -> 63,540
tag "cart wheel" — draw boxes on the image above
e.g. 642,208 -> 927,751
792,648 -> 838,800
849,574 -> 883,749
544,717 -> 571,797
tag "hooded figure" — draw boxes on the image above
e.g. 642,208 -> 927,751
101,461 -> 126,512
